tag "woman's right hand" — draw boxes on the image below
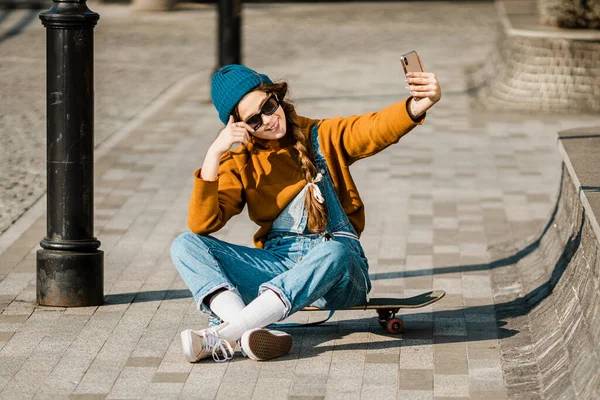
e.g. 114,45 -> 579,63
200,116 -> 255,181
208,116 -> 255,158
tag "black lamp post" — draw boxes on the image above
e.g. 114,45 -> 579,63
217,0 -> 242,69
37,0 -> 103,307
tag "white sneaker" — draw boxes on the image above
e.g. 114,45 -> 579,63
240,328 -> 292,361
180,323 -> 236,363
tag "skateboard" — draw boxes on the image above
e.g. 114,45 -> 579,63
301,290 -> 446,334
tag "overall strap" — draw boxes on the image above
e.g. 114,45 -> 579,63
310,124 -> 325,163
269,126 -> 338,329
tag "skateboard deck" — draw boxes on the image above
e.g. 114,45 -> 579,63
302,290 -> 446,311
300,290 -> 446,334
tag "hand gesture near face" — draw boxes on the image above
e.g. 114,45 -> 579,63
201,116 -> 255,181
208,116 -> 255,157
405,72 -> 442,104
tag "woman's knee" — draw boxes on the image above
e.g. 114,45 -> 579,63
170,232 -> 211,263
316,240 -> 354,270
320,240 -> 350,257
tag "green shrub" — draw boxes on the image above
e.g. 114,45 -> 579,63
539,0 -> 600,29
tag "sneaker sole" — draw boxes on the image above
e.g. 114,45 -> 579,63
181,329 -> 199,363
242,330 -> 292,361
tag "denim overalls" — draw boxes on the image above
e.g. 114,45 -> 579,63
171,125 -> 372,322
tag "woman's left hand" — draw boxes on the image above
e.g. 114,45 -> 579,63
405,72 -> 442,104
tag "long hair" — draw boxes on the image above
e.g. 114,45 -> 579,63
233,82 -> 327,233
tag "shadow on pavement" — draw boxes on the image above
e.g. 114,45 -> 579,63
104,289 -> 192,304
0,10 -> 10,24
0,8 -> 38,45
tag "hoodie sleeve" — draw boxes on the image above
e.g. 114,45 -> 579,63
187,152 -> 245,234
317,97 -> 425,165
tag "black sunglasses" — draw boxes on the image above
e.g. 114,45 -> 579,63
244,94 -> 280,130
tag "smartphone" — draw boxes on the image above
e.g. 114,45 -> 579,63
401,50 -> 425,99
401,50 -> 425,75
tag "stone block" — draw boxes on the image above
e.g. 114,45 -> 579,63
434,374 -> 469,397
398,369 -> 433,391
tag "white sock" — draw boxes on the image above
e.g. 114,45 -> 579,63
209,290 -> 246,323
218,289 -> 286,341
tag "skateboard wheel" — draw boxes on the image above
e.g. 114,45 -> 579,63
386,318 -> 403,334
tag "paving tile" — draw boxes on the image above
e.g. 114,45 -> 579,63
402,322 -> 434,340
462,275 -> 494,298
0,314 -> 29,324
0,273 -> 34,297
179,363 -> 227,400
325,378 -> 362,398
433,374 -> 469,397
432,279 -> 463,295
365,353 -> 398,364
434,230 -> 460,246
142,382 -> 183,399
216,359 -> 261,398
397,390 -> 433,400
408,244 -> 435,256
359,384 -> 397,399
400,340 -> 434,369
434,341 -> 468,375
0,332 -> 14,342
288,381 -> 327,398
124,357 -> 162,368
469,391 -> 508,400
0,295 -> 13,307
466,314 -> 496,323
152,372 -> 189,383
469,358 -> 505,392
72,371 -> 122,397
407,276 -> 434,290
467,340 -> 501,360
107,367 -> 155,399
251,377 -> 293,399
398,369 -> 434,391
411,215 -> 433,226
434,317 -> 467,337
363,361 -> 399,391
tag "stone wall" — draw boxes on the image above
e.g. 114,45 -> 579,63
488,159 -> 600,398
469,1 -> 600,113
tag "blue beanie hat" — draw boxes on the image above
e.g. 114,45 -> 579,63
211,64 -> 273,125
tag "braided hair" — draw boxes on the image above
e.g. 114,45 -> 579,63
233,82 -> 327,233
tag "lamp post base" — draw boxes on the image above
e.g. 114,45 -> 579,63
37,249 -> 104,307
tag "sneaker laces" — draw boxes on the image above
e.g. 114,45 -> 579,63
202,329 -> 235,362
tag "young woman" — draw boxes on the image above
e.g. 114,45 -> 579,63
171,64 -> 441,362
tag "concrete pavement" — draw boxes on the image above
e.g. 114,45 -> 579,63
1,1 -> 600,399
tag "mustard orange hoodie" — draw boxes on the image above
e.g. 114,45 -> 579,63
188,97 -> 424,248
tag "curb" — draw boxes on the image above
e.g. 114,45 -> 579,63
556,129 -> 600,243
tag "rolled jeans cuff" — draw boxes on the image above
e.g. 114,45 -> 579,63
259,283 -> 293,320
